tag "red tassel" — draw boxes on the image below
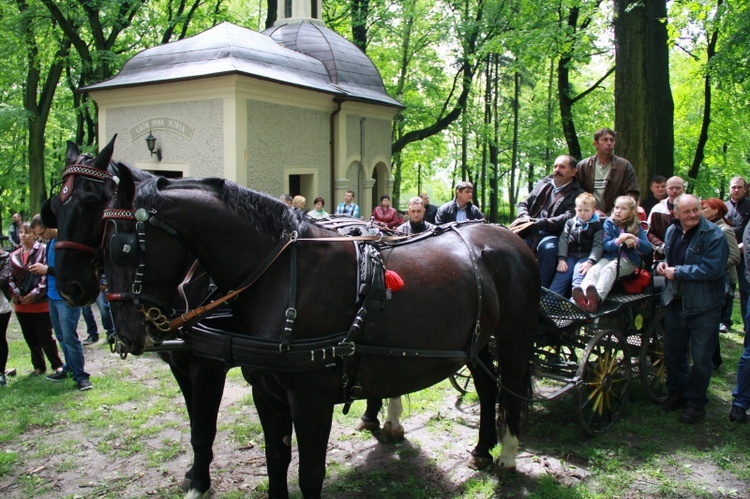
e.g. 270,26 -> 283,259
384,270 -> 404,292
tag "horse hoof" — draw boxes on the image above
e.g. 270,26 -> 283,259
497,463 -> 517,473
468,454 -> 494,470
184,488 -> 211,499
378,421 -> 405,443
355,418 -> 380,432
179,477 -> 191,492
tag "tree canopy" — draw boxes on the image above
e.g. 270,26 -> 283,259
1,0 -> 748,225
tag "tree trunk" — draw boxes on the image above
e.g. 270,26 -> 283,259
558,7 -> 582,160
509,70 -> 520,218
351,0 -> 369,51
614,0 -> 674,192
688,0 -> 721,183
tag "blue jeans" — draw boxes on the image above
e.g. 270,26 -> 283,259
664,301 -> 721,410
536,236 -> 559,288
82,305 -> 98,336
738,259 -> 749,329
549,256 -> 588,297
81,292 -> 115,336
49,299 -> 89,382
732,344 -> 750,410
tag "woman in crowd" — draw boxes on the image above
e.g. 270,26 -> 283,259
292,195 -> 306,218
7,223 -> 63,376
701,198 -> 741,370
307,197 -> 329,219
0,248 -> 14,386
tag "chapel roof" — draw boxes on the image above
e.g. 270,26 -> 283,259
84,22 -> 401,108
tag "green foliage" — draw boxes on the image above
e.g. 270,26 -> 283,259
1,0 -> 749,219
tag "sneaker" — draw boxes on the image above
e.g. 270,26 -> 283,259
77,378 -> 93,391
572,287 -> 587,309
82,334 -> 99,345
729,405 -> 747,423
0,375 -> 6,387
680,405 -> 705,424
46,370 -> 69,382
585,286 -> 599,313
659,393 -> 687,412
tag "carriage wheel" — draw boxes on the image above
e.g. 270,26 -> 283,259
576,329 -> 631,435
639,313 -> 668,403
449,365 -> 473,395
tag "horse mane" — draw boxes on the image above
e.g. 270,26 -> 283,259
134,176 -> 299,238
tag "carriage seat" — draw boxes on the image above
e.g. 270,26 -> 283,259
539,287 -> 622,330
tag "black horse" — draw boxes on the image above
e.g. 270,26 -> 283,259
42,139 -> 232,495
96,164 -> 539,498
43,139 -> 416,494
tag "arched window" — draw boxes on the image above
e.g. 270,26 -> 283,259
285,0 -> 292,18
311,0 -> 318,18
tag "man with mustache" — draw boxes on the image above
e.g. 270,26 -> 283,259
510,155 -> 583,289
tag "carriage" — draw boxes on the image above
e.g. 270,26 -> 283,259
45,137 -> 667,497
451,268 -> 668,436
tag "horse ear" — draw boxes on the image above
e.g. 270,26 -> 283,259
40,198 -> 58,229
94,134 -> 117,171
65,141 -> 80,166
112,163 -> 136,208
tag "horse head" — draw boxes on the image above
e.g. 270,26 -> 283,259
102,164 -> 190,355
45,136 -> 119,306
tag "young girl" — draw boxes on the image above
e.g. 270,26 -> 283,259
574,195 -> 651,312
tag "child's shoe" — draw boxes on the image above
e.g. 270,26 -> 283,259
585,286 -> 599,312
572,287 -> 587,310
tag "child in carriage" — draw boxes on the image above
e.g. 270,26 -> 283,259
549,192 -> 604,297
573,195 -> 651,312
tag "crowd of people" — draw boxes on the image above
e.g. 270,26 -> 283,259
2,126 -> 748,425
0,214 -> 115,390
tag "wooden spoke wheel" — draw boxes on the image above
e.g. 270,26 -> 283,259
576,329 -> 631,435
639,312 -> 669,403
449,365 -> 473,395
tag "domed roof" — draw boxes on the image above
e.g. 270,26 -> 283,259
263,21 -> 400,107
84,22 -> 401,108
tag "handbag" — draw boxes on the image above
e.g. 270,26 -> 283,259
18,271 -> 43,298
621,268 -> 651,294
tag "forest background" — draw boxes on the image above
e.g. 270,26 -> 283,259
0,0 -> 748,225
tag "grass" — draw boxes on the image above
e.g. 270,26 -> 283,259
0,303 -> 749,498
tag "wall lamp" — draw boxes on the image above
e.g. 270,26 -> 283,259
145,130 -> 162,161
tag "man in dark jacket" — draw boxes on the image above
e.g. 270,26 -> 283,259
397,197 -> 435,235
727,176 -> 750,330
576,128 -> 640,215
510,155 -> 583,287
657,194 -> 728,424
419,192 -> 438,225
435,181 -> 484,224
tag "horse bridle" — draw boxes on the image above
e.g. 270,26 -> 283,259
53,161 -> 113,255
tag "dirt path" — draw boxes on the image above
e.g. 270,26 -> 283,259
2,334 -> 747,498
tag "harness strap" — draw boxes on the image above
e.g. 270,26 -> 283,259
280,244 -> 298,351
53,240 -> 97,254
451,225 -> 484,365
167,234 -> 296,331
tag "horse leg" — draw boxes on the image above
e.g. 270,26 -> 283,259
467,345 -> 499,469
289,390 -> 336,499
496,341 -> 533,471
251,374 -> 293,499
379,397 -> 405,442
160,352 -> 197,491
356,398 -> 382,431
183,355 -> 227,498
